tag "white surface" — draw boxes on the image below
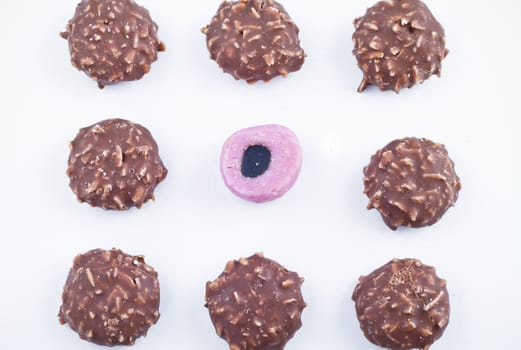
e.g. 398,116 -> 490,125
3,0 -> 520,349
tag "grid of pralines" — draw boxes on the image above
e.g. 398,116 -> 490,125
58,0 -> 457,349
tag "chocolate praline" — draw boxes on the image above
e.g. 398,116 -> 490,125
353,0 -> 448,92
67,118 -> 167,210
202,0 -> 305,83
363,137 -> 461,230
205,253 -> 306,350
58,248 -> 160,346
352,258 -> 450,349
61,0 -> 165,88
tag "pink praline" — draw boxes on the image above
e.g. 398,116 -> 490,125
220,124 -> 302,203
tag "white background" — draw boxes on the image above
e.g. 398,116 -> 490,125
3,0 -> 520,349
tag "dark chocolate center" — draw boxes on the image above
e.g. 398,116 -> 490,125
241,145 -> 271,178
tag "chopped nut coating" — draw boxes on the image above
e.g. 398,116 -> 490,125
205,253 -> 306,350
353,0 -> 448,92
352,258 -> 450,349
202,0 -> 305,83
61,0 -> 164,88
58,248 -> 161,346
67,118 -> 167,210
364,137 -> 461,230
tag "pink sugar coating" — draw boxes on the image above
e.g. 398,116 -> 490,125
220,124 -> 302,203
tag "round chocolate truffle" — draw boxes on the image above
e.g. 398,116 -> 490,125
363,137 -> 461,230
202,0 -> 305,83
220,124 -> 302,203
58,248 -> 160,346
205,253 -> 306,350
353,0 -> 448,92
352,258 -> 450,349
60,0 -> 165,88
67,118 -> 167,210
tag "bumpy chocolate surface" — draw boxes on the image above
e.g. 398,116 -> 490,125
353,0 -> 448,92
364,137 -> 461,230
202,0 -> 305,83
352,258 -> 450,349
67,118 -> 167,210
60,0 -> 164,88
59,249 -> 160,346
205,253 -> 306,350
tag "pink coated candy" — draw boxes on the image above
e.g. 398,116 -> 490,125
220,124 -> 302,203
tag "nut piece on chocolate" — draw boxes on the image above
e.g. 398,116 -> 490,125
205,253 -> 306,350
60,0 -> 165,88
66,118 -> 167,210
352,258 -> 450,349
58,248 -> 160,346
363,137 -> 461,230
352,0 -> 448,92
201,0 -> 305,83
